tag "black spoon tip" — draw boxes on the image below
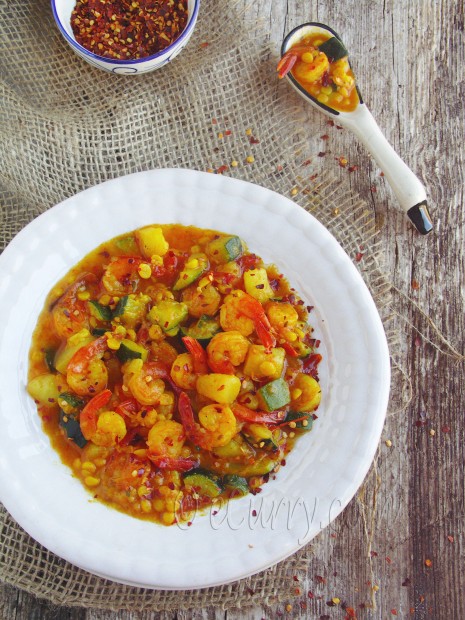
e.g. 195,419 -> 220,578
407,202 -> 433,235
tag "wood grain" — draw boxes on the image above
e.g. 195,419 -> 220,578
1,1 -> 464,618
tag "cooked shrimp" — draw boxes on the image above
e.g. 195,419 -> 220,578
51,277 -> 91,338
293,48 -> 329,84
80,389 -> 127,447
207,331 -> 250,374
66,336 -> 108,396
146,419 -> 185,457
170,353 -> 197,390
178,392 -> 238,450
124,360 -> 167,406
266,302 -> 299,341
220,291 -> 276,350
102,256 -> 145,296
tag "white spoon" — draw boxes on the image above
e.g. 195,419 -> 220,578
280,22 -> 433,235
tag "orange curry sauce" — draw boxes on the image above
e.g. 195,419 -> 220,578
28,225 -> 322,525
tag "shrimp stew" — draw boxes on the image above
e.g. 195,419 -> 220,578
277,31 -> 359,112
28,225 -> 322,525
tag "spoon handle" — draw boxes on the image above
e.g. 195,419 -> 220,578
343,105 -> 433,234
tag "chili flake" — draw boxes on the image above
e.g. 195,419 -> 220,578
71,0 -> 189,60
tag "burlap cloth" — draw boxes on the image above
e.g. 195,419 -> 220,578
0,0 -> 408,612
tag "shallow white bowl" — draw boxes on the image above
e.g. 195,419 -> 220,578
51,0 -> 200,74
0,169 -> 390,588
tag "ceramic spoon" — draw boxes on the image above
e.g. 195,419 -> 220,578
279,22 -> 433,235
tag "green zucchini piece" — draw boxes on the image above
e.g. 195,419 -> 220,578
58,392 -> 85,415
223,475 -> 249,496
91,327 -> 108,337
206,235 -> 243,263
242,424 -> 280,453
44,347 -> 56,372
284,411 -> 314,432
112,295 -> 129,318
114,235 -> 138,254
116,339 -> 148,362
181,315 -> 220,345
173,253 -> 209,291
89,300 -> 113,322
148,300 -> 188,335
59,411 -> 87,448
257,377 -> 291,412
114,294 -> 150,328
318,36 -> 348,61
183,468 -> 223,497
213,435 -> 252,458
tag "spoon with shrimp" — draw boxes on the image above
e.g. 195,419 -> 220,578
278,22 -> 433,235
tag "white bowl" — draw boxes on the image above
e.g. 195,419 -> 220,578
0,169 -> 390,588
51,0 -> 200,74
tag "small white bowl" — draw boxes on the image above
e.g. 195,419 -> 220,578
51,0 -> 200,74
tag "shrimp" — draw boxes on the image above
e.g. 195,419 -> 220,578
178,392 -> 238,450
51,276 -> 92,338
170,353 -> 197,390
101,256 -> 145,296
220,291 -> 276,350
66,336 -> 108,396
146,419 -> 186,457
277,44 -> 312,78
206,331 -> 250,374
181,282 -> 221,318
124,360 -> 167,406
277,44 -> 329,83
290,373 -> 321,412
182,337 -> 209,374
79,389 -> 127,446
266,302 -> 299,342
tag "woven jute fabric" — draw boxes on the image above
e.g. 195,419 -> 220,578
0,0 -> 397,611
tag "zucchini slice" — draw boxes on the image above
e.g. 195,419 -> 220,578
318,36 -> 348,61
183,468 -> 223,497
223,474 -> 249,496
284,410 -> 314,432
88,300 -> 113,322
112,295 -> 129,318
257,377 -> 291,412
58,392 -> 85,415
181,315 -> 220,345
59,411 -> 87,448
44,347 -> 57,372
148,300 -> 188,335
173,253 -> 209,291
116,339 -> 148,362
206,235 -> 243,264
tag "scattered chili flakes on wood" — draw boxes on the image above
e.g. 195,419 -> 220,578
424,558 -> 433,567
348,165 -> 358,173
402,577 -> 411,586
391,609 -> 398,616
355,252 -> 364,262
447,535 -> 454,543
314,575 -> 326,584
199,41 -> 209,48
411,279 -> 420,290
318,151 -> 326,157
441,424 -> 451,433
320,134 -> 330,140
71,0 -> 189,60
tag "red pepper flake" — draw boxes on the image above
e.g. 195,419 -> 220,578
302,159 -> 313,166
249,136 -> 260,144
411,279 -> 420,290
326,119 -> 335,126
320,134 -> 329,140
318,152 -> 326,157
370,185 -> 377,192
217,165 -> 229,174
294,587 -> 301,595
379,171 -> 385,177
199,41 -> 209,48
314,575 -> 326,584
348,165 -> 358,173
212,118 -> 217,124
424,558 -> 433,567
187,521 -> 192,526
293,575 -> 299,582
344,609 -> 357,619
225,129 -> 232,136
355,252 -> 364,262
308,591 -> 315,599
71,0 -> 188,60
251,509 -> 257,517
441,425 -> 451,433
310,173 -> 319,180
385,556 -> 392,564
402,577 -> 411,586
391,609 -> 398,616
370,550 -> 378,557
414,336 -> 422,347
447,535 -> 454,543
336,124 -> 343,130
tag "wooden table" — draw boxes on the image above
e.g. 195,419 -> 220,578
1,1 -> 463,617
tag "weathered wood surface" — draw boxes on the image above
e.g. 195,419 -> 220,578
1,1 -> 464,618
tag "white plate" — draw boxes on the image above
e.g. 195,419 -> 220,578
0,169 -> 390,589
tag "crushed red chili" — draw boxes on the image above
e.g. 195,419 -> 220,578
71,0 -> 189,60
